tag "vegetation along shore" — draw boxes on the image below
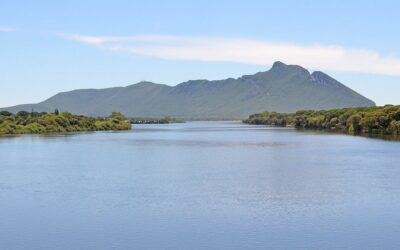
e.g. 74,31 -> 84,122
130,117 -> 183,124
0,110 -> 131,135
244,105 -> 400,136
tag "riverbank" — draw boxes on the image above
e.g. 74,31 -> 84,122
243,105 -> 400,136
130,117 -> 184,124
0,111 -> 131,134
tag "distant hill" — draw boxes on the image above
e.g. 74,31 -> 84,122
1,61 -> 375,119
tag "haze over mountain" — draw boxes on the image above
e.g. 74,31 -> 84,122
1,62 -> 375,119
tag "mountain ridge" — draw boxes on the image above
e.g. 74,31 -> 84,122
1,61 -> 375,119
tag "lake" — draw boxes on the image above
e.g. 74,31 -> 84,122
1,121 -> 400,250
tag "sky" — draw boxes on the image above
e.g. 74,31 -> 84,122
0,0 -> 399,107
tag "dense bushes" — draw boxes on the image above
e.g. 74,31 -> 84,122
0,111 -> 131,134
245,112 -> 291,126
244,105 -> 400,135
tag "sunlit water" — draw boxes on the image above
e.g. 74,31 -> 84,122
1,121 -> 400,250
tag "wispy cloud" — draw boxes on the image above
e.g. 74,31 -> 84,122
0,26 -> 15,32
59,33 -> 400,76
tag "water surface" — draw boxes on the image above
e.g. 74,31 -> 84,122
1,122 -> 400,250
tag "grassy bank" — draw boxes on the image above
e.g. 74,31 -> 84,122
244,105 -> 400,136
0,111 -> 131,134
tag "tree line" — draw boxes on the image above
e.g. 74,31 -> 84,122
130,117 -> 182,124
0,110 -> 131,134
243,105 -> 400,135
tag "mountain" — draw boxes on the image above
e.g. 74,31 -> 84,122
1,61 -> 375,119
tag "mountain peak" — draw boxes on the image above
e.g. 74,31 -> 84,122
271,61 -> 287,69
136,81 -> 156,85
311,71 -> 331,79
126,81 -> 158,88
271,61 -> 310,76
310,71 -> 341,87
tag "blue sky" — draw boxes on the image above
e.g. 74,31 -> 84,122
1,0 -> 399,107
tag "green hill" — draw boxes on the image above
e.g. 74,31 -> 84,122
1,61 -> 375,119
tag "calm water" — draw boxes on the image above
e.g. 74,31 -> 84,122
1,121 -> 400,250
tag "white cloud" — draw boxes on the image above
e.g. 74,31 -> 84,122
60,33 -> 400,76
0,26 -> 15,32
